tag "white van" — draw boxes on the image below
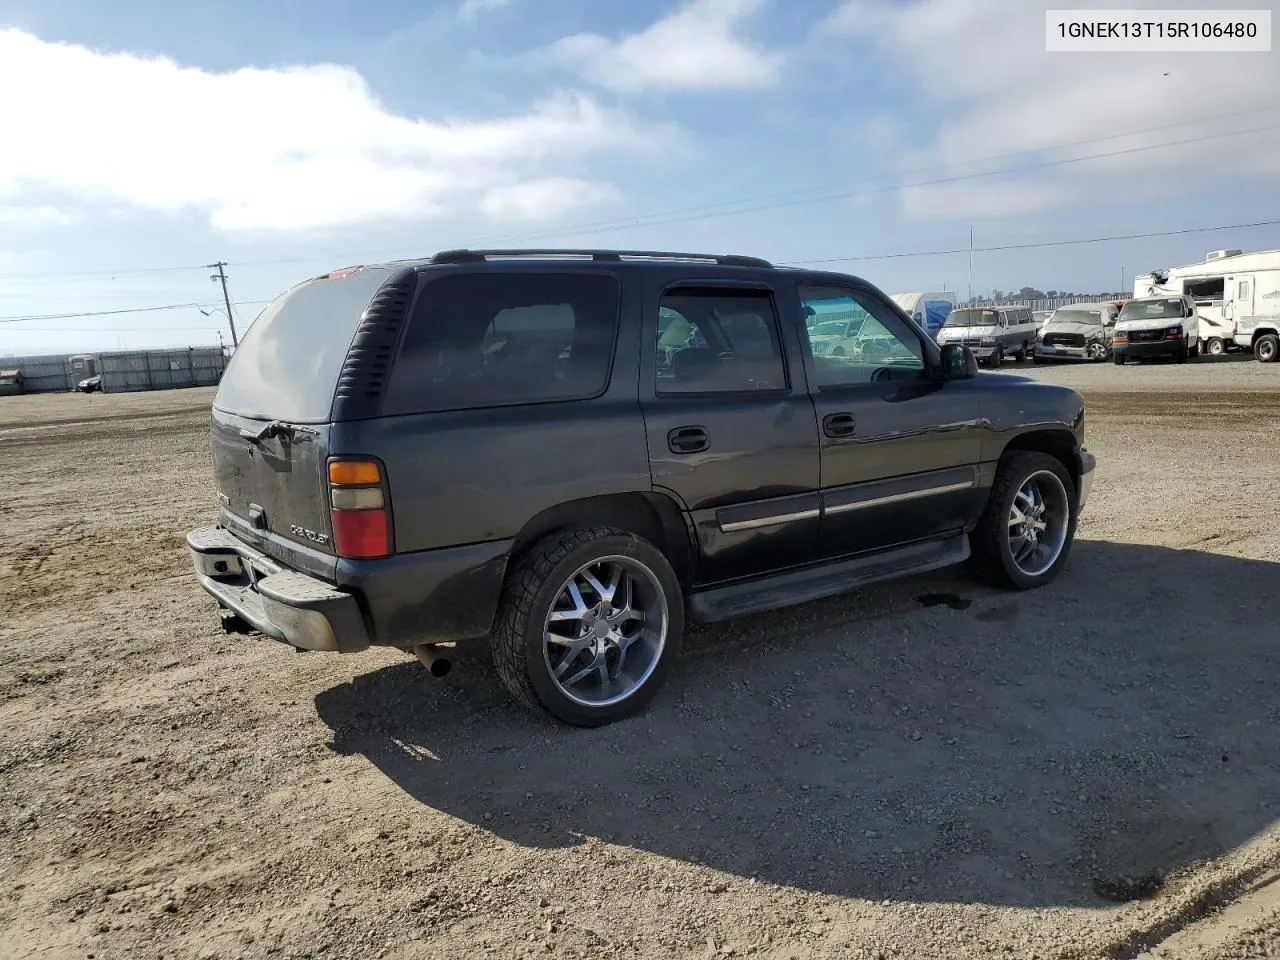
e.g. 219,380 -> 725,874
935,305 -> 1038,366
1112,295 -> 1200,364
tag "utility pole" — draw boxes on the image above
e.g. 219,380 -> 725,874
967,225 -> 974,304
209,262 -> 239,348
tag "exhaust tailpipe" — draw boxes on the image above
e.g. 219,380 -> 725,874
413,644 -> 452,678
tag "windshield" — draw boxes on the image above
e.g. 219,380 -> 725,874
944,308 -> 997,327
1119,298 -> 1185,321
1049,309 -> 1102,327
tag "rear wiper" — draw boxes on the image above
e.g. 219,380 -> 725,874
239,421 -> 318,444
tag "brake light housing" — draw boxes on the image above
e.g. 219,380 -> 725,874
328,458 -> 392,559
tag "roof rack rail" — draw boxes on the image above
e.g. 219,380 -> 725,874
429,248 -> 773,268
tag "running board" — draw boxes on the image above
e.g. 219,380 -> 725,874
688,533 -> 970,623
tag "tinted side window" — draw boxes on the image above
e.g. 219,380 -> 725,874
799,285 -> 926,388
656,289 -> 787,395
383,273 -> 620,414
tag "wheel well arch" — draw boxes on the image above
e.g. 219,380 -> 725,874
999,429 -> 1080,490
507,492 -> 695,585
1251,327 -> 1279,342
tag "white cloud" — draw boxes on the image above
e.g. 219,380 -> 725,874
552,0 -> 782,92
480,178 -> 618,220
458,0 -> 513,22
0,28 -> 643,232
0,206 -> 77,227
823,0 -> 1280,220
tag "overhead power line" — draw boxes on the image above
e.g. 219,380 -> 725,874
0,300 -> 271,324
1,102 -> 1277,286
1,215 -> 1277,331
478,121 -> 1280,245
787,217 -> 1280,265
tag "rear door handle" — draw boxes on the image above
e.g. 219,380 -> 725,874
668,425 -> 709,454
822,412 -> 857,438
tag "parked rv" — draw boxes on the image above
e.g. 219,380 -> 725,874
890,292 -> 956,340
1112,295 -> 1200,365
1034,301 -> 1123,363
1134,248 -> 1280,358
935,305 -> 1037,366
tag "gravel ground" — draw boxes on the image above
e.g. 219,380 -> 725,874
1,357 -> 1279,960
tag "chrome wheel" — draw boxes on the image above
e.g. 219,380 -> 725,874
542,556 -> 668,708
1007,470 -> 1070,577
1086,341 -> 1108,361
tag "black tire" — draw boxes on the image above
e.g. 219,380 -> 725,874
491,526 -> 683,727
984,344 -> 1003,368
1113,353 -> 1125,365
969,451 -> 1078,590
1205,337 -> 1225,357
1176,344 -> 1190,363
1255,334 -> 1279,363
1014,342 -> 1028,362
1188,342 -> 1199,359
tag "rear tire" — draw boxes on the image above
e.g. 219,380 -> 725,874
1255,334 -> 1279,363
491,526 -> 683,727
1205,337 -> 1225,357
969,451 -> 1078,590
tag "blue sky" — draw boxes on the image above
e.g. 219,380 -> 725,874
1,0 -> 1278,355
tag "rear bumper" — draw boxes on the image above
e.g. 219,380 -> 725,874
187,526 -> 513,653
1077,449 -> 1096,513
187,527 -> 370,652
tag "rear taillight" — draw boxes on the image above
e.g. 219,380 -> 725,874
328,458 -> 391,559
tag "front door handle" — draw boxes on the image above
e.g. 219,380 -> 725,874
668,425 -> 709,454
822,412 -> 857,438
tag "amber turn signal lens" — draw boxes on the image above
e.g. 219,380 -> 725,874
328,460 -> 381,486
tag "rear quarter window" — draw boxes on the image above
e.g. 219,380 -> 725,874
382,272 -> 621,415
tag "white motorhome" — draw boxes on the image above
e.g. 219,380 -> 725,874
1133,248 -> 1280,358
890,292 -> 957,340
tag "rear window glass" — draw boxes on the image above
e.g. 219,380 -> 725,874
213,268 -> 392,423
382,272 -> 620,415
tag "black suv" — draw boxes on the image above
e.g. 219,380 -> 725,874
188,250 -> 1096,726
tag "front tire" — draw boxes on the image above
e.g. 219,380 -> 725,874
970,451 -> 1078,590
491,527 -> 683,726
1086,340 -> 1108,362
1255,334 -> 1279,363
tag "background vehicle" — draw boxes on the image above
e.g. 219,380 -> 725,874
1133,248 -> 1280,357
1032,310 -> 1053,331
1112,295 -> 1200,364
188,249 -> 1095,727
890,291 -> 957,340
935,305 -> 1037,367
1034,301 -> 1123,363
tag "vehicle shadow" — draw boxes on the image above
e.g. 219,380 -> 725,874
314,540 -> 1280,908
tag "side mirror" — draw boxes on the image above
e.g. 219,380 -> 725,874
939,342 -> 978,380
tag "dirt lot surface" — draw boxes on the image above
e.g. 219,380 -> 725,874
2,357 -> 1279,960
